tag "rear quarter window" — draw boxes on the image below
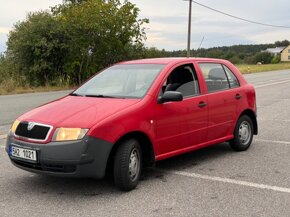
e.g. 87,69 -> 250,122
222,65 -> 240,88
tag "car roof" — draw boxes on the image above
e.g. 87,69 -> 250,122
118,57 -> 229,65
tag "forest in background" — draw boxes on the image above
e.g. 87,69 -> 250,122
144,40 -> 290,65
0,0 -> 289,94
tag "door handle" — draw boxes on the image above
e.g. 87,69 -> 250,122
235,94 -> 242,100
198,101 -> 207,108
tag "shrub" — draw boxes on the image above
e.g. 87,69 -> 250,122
271,55 -> 281,64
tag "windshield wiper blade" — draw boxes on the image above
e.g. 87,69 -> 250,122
85,94 -> 118,98
69,93 -> 84,97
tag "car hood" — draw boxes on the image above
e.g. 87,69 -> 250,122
19,95 -> 141,128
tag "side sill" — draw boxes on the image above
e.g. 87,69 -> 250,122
155,135 -> 234,161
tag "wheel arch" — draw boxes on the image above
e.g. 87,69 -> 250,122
106,131 -> 155,174
238,109 -> 258,135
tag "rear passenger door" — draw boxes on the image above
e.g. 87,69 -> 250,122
198,63 -> 241,141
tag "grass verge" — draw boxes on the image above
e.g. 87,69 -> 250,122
237,62 -> 290,74
0,85 -> 73,95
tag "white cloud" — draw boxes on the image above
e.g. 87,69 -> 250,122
131,0 -> 290,50
0,27 -> 11,34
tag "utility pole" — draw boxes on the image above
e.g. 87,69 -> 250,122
187,0 -> 192,57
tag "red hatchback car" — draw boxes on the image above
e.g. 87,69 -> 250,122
6,58 -> 257,191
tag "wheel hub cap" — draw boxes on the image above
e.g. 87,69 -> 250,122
129,149 -> 140,181
239,121 -> 251,145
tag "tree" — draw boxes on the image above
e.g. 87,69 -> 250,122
255,52 -> 273,64
7,12 -> 70,86
228,55 -> 240,64
52,0 -> 149,84
207,49 -> 223,58
6,0 -> 148,86
274,40 -> 290,47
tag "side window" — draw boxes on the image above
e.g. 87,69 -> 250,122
161,64 -> 200,98
223,65 -> 240,88
199,63 -> 229,92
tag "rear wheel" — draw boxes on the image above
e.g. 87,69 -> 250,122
230,115 -> 254,151
113,139 -> 142,191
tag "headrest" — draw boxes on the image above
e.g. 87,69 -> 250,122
208,68 -> 226,80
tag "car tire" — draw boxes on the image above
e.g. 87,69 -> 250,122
113,139 -> 142,191
230,115 -> 254,151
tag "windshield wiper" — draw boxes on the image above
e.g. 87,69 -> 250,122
69,93 -> 84,97
85,94 -> 118,98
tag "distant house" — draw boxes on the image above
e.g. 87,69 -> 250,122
263,47 -> 286,56
281,45 -> 290,62
262,45 -> 290,62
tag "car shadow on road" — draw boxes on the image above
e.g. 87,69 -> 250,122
142,142 -> 234,182
7,143 -> 234,196
156,142 -> 233,171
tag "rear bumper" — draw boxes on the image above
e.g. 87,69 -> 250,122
5,133 -> 113,178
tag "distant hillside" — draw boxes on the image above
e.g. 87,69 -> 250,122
144,40 -> 290,64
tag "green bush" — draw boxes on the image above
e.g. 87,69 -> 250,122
229,55 -> 241,64
255,52 -> 273,64
271,55 -> 281,64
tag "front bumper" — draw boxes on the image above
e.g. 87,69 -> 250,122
5,133 -> 113,178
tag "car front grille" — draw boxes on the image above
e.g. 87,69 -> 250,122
15,122 -> 52,141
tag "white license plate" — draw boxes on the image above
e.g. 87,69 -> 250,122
9,145 -> 37,162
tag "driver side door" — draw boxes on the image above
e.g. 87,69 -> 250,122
154,63 -> 208,159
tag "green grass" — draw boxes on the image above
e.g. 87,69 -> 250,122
0,84 -> 73,95
237,62 -> 290,74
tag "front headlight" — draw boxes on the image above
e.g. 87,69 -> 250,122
11,119 -> 20,134
52,128 -> 88,141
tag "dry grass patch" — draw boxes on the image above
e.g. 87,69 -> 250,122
237,62 -> 290,74
0,84 -> 73,95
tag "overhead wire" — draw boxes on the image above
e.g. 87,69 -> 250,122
191,0 -> 290,29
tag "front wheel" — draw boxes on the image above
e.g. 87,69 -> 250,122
230,115 -> 254,151
113,139 -> 142,191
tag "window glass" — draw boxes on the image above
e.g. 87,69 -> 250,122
288,56 -> 290,60
288,49 -> 290,53
73,64 -> 164,98
223,65 -> 240,88
199,63 -> 230,92
161,64 -> 200,98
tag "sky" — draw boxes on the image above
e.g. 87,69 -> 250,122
0,0 -> 290,53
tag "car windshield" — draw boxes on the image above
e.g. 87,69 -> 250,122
73,64 -> 165,98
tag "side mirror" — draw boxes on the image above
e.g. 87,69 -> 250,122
158,91 -> 183,104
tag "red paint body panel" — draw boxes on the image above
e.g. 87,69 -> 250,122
15,58 -> 257,162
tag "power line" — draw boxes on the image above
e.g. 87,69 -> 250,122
191,0 -> 290,29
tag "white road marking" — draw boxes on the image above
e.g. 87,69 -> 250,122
255,138 -> 290,145
169,170 -> 290,194
258,119 -> 290,123
254,79 -> 289,86
255,79 -> 290,88
254,81 -> 269,85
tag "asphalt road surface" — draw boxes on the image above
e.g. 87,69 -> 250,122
0,69 -> 290,217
